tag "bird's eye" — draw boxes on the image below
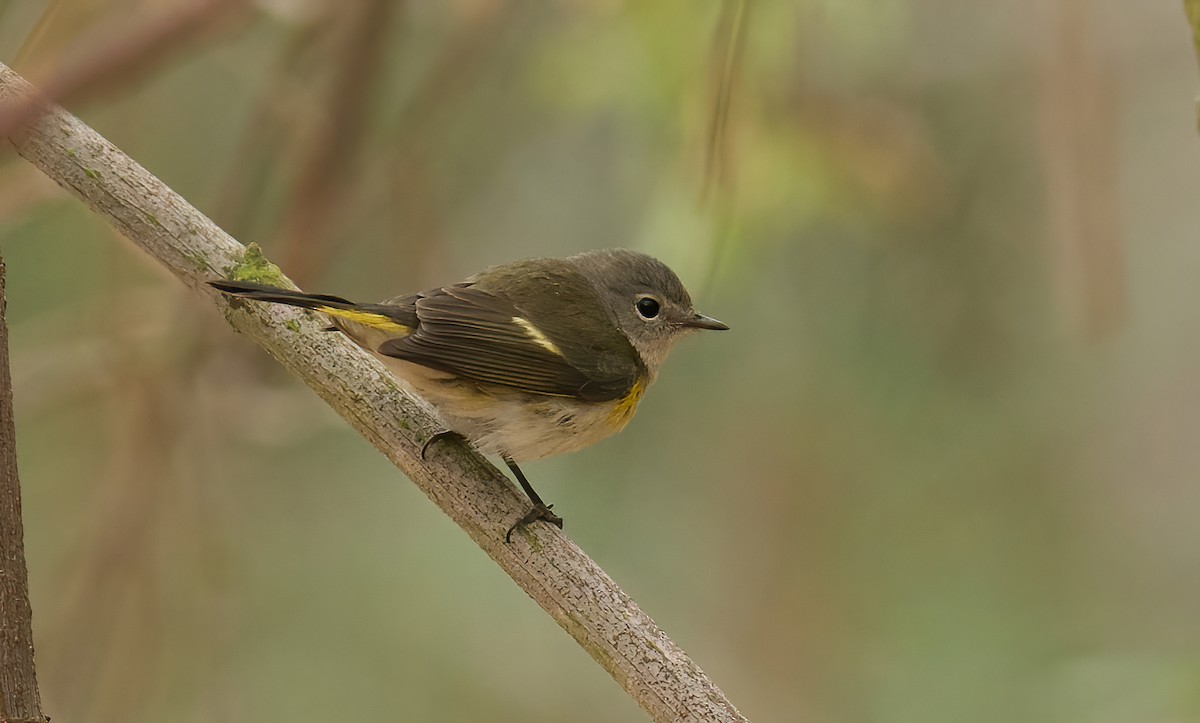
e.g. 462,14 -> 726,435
635,296 -> 661,319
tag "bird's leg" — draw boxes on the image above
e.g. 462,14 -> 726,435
421,429 -> 463,460
503,455 -> 564,542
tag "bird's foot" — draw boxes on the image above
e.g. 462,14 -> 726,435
506,503 -> 564,543
421,430 -> 463,460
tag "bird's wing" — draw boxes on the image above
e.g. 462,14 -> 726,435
376,285 -> 640,402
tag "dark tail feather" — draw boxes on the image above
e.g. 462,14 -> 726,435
207,280 -> 357,311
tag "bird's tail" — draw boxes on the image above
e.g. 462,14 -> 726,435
208,280 -> 412,334
208,280 -> 358,311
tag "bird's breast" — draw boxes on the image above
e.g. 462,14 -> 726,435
380,356 -> 646,460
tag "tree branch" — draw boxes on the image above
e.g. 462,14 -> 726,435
0,256 -> 49,721
0,62 -> 748,723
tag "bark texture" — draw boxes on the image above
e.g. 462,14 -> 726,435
0,62 -> 747,723
0,255 -> 48,722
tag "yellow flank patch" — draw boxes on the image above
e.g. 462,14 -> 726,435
607,377 -> 646,428
317,306 -> 410,334
512,316 -> 564,357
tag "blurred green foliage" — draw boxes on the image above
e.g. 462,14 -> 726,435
2,1 -> 1200,721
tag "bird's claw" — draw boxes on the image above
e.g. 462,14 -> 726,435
505,503 -> 564,543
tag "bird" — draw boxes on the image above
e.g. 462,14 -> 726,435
209,248 -> 728,540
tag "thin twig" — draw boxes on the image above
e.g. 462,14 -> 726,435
0,62 -> 748,723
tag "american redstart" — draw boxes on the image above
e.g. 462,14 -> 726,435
210,248 -> 727,540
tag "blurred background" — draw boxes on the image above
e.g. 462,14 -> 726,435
2,0 -> 1199,721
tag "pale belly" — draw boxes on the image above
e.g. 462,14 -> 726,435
379,356 -> 641,461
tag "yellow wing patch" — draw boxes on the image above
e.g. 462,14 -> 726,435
316,306 -> 411,334
511,316 -> 565,357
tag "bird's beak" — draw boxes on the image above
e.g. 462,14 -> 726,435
683,313 -> 729,331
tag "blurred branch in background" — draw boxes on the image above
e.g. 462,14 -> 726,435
1036,0 -> 1125,340
1185,0 -> 1200,133
0,0 -> 249,139
384,0 -> 521,285
1185,1 -> 1200,76
699,0 -> 748,292
0,256 -> 49,723
38,307 -> 210,719
0,62 -> 749,723
0,4 -> 258,717
701,0 -> 747,207
274,0 -> 395,287
211,5 -> 329,243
